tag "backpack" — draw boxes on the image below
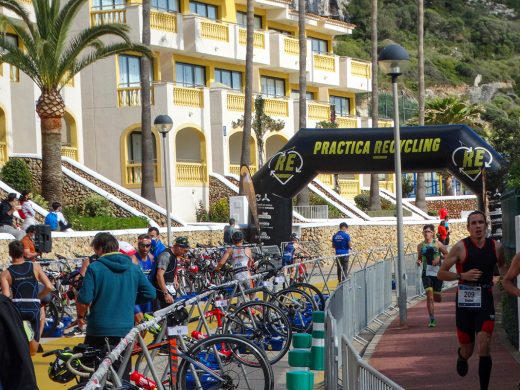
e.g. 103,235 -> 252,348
45,212 -> 59,231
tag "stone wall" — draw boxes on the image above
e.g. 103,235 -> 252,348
209,176 -> 237,205
0,221 -> 468,267
408,197 -> 478,218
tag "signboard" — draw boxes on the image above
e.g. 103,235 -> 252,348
488,192 -> 502,241
255,192 -> 292,246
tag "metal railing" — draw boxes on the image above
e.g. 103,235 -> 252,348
293,205 -> 328,220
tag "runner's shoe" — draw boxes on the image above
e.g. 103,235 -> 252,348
64,326 -> 86,337
457,348 -> 468,377
428,319 -> 436,327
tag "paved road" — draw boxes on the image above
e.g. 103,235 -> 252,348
369,288 -> 520,389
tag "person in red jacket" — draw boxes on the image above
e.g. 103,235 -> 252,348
437,220 -> 448,245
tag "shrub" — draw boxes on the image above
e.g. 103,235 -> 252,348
1,158 -> 32,193
209,198 -> 229,223
83,194 -> 113,217
32,193 -> 48,210
196,201 -> 209,222
354,193 -> 369,210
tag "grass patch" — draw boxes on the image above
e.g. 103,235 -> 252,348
366,209 -> 412,217
68,215 -> 149,231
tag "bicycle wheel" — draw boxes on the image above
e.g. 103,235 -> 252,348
291,282 -> 326,311
271,287 -> 316,333
45,296 -> 62,333
177,334 -> 274,390
134,340 -> 171,384
223,301 -> 292,365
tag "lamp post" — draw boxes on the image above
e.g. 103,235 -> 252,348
378,43 -> 410,327
154,114 -> 174,247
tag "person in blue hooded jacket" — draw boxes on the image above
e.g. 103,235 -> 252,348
77,232 -> 156,379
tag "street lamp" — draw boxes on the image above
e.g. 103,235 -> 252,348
154,114 -> 174,247
378,43 -> 410,327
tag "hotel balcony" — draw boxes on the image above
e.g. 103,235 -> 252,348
90,5 -> 183,50
306,51 -> 340,87
269,33 -> 300,72
235,27 -> 270,65
293,100 -> 362,129
183,15 -> 235,61
339,57 -> 372,93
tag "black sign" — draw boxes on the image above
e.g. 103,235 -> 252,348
255,192 -> 292,246
489,193 -> 502,241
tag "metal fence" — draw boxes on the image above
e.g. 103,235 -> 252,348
293,205 -> 329,220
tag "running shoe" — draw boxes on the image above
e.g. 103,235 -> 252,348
64,326 -> 86,337
457,348 -> 468,377
428,319 -> 436,327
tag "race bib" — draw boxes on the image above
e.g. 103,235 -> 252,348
457,285 -> 481,308
426,265 -> 440,277
166,284 -> 176,296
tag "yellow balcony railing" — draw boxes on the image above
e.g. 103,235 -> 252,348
19,0 -> 31,4
173,86 -> 204,107
308,102 -> 330,121
9,65 -> 19,82
337,116 -> 358,128
264,98 -> 288,117
125,161 -> 159,186
227,93 -> 245,112
351,60 -> 371,78
151,10 -> 176,32
176,162 -> 207,184
338,178 -> 360,198
90,8 -> 126,26
379,119 -> 393,127
313,53 -> 335,72
317,174 -> 333,186
0,142 -> 8,166
238,29 -> 265,48
379,179 -> 395,192
61,145 -> 78,161
117,86 -> 155,107
229,164 -> 257,176
200,20 -> 229,42
283,37 -> 299,55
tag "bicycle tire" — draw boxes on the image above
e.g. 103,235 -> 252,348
291,282 -> 326,311
271,287 -> 316,333
177,334 -> 274,390
45,296 -> 62,333
223,301 -> 292,365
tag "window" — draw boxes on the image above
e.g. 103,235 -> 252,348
330,95 -> 350,117
261,76 -> 285,98
92,0 -> 125,10
310,38 -> 327,53
236,11 -> 262,29
128,131 -> 157,163
118,55 -> 141,87
176,62 -> 206,87
152,0 -> 178,12
292,90 -> 314,100
189,1 -> 217,20
215,68 -> 242,91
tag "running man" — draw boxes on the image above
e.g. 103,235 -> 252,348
416,224 -> 448,327
0,240 -> 54,354
216,230 -> 254,295
438,210 -> 506,390
503,251 -> 520,297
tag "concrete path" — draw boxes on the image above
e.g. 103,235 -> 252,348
369,288 -> 520,389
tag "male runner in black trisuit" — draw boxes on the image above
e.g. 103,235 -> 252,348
438,210 -> 506,390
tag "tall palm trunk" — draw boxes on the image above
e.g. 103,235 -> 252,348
368,0 -> 381,211
239,0 -> 254,195
140,0 -> 156,202
37,90 -> 65,203
415,0 -> 426,211
297,0 -> 309,205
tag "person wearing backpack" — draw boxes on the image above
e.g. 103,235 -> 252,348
45,202 -> 71,231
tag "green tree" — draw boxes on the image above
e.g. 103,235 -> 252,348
0,0 -> 149,203
1,158 -> 32,192
232,96 -> 284,167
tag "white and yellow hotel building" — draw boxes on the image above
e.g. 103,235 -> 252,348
0,0 -> 393,221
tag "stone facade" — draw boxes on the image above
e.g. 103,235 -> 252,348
0,221 -> 468,267
408,197 -> 478,218
209,175 -> 237,205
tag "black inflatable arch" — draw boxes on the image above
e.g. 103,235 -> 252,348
252,124 -> 505,245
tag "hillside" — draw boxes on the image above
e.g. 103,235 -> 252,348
334,0 -> 520,93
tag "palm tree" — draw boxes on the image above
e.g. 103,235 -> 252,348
415,0 -> 426,210
296,0 -> 309,206
424,97 -> 484,195
368,0 -> 381,211
239,0 -> 254,195
140,0 -> 156,202
0,0 -> 150,203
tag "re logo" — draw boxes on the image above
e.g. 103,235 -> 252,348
452,145 -> 493,181
268,149 -> 303,185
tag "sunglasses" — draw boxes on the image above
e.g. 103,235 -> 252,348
139,243 -> 151,248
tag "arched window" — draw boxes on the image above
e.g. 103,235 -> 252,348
122,128 -> 161,187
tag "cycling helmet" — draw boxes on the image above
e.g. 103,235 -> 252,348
290,233 -> 300,241
232,230 -> 244,243
48,348 -> 81,383
118,241 -> 137,256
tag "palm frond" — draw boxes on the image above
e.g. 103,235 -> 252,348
54,0 -> 92,57
0,0 -> 36,37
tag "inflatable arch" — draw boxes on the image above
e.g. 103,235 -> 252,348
252,125 -> 505,245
